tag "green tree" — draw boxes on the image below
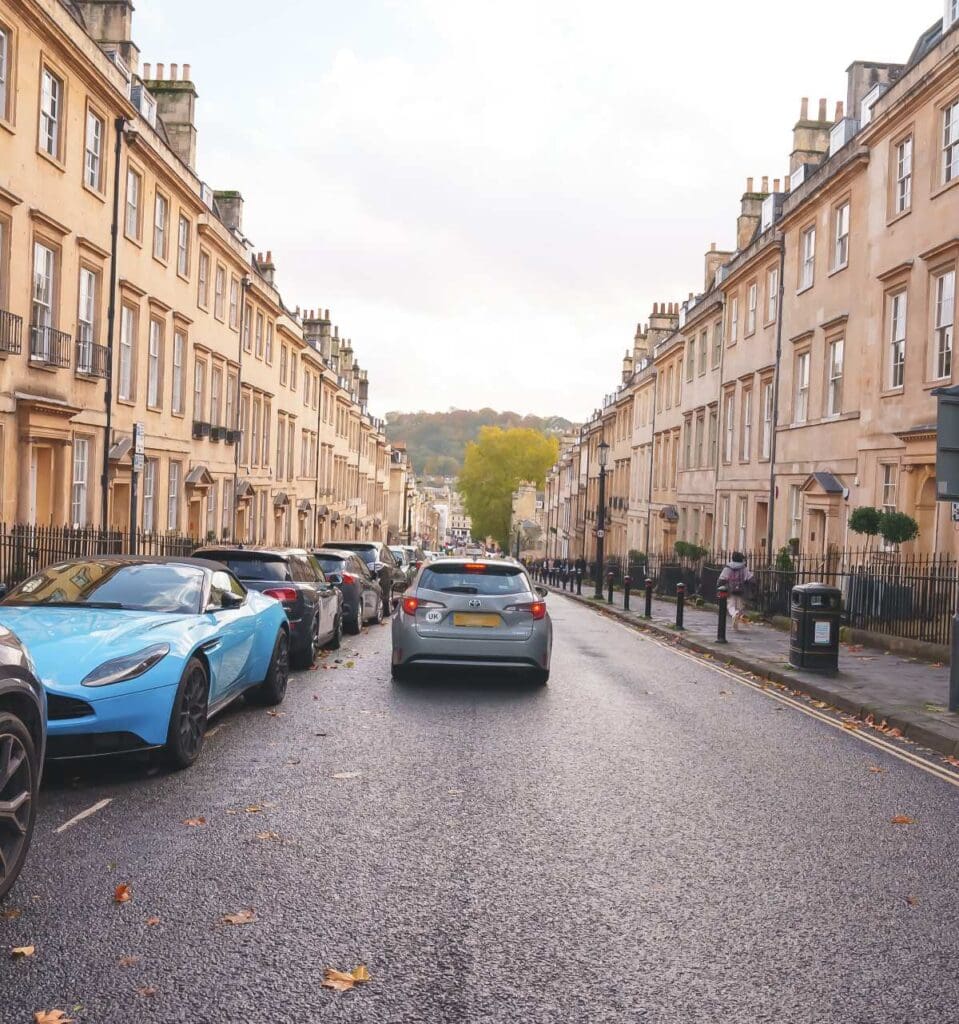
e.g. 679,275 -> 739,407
458,427 -> 559,549
878,510 -> 919,549
848,506 -> 882,551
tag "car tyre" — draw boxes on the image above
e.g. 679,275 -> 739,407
325,613 -> 343,651
292,617 -> 319,670
165,657 -> 209,771
390,663 -> 412,683
248,631 -> 290,707
0,712 -> 38,902
345,612 -> 363,636
530,669 -> 550,686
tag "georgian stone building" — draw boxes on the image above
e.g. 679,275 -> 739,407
546,2 -> 959,563
0,0 -> 418,543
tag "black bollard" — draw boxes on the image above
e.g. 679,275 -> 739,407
576,569 -> 583,595
607,572 -> 615,605
623,575 -> 631,612
644,577 -> 653,619
675,582 -> 686,630
716,584 -> 728,644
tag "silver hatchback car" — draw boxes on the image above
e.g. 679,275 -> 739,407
391,558 -> 552,684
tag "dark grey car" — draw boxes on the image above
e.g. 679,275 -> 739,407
319,541 -> 399,617
0,623 -> 46,901
194,547 -> 342,668
313,550 -> 385,634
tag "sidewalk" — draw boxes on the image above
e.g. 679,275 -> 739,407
546,581 -> 959,758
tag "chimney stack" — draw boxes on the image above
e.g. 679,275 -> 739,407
258,250 -> 276,287
214,191 -> 244,234
147,61 -> 199,169
790,96 -> 834,174
73,2 -> 140,74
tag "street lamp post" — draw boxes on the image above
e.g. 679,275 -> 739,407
594,439 -> 609,598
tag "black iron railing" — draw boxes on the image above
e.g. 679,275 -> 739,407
29,325 -> 72,368
75,339 -> 109,378
0,309 -> 23,355
0,524 -> 200,590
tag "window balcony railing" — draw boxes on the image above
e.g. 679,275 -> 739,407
75,339 -> 109,379
0,309 -> 23,355
29,324 -> 72,368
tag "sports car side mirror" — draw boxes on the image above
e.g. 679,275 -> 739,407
220,592 -> 245,609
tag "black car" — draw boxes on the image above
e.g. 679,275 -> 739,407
313,549 -> 385,634
319,541 -> 399,616
0,623 -> 45,901
194,547 -> 342,668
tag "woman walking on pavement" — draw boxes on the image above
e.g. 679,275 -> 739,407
718,551 -> 754,631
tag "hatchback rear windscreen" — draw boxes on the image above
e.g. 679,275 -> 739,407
201,555 -> 290,582
316,557 -> 346,574
419,564 -> 530,596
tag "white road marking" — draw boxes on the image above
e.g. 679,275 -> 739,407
597,605 -> 959,791
54,798 -> 113,834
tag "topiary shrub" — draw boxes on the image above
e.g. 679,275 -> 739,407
877,510 -> 919,549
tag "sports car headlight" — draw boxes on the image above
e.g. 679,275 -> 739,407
81,643 -> 171,688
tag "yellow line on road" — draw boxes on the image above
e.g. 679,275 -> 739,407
603,610 -> 959,790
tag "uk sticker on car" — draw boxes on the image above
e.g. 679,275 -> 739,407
425,609 -> 443,623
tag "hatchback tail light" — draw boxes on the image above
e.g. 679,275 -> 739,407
505,601 -> 547,620
340,573 -> 356,585
263,587 -> 298,603
402,596 -> 445,616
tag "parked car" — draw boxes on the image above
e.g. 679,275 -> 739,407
0,623 -> 45,900
313,549 -> 385,634
318,541 -> 399,617
401,545 -> 427,571
389,547 -> 416,590
391,558 -> 552,684
194,547 -> 343,667
0,557 -> 289,769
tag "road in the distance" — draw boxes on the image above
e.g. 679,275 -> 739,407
3,595 -> 959,1023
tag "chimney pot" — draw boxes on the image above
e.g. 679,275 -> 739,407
143,62 -> 152,79
170,63 -> 178,80
710,241 -> 717,251
818,97 -> 827,121
773,177 -> 781,192
266,250 -> 273,262
183,64 -> 191,80
746,176 -> 754,192
653,302 -> 659,314
785,174 -> 791,191
761,175 -> 769,192
835,100 -> 844,121
800,97 -> 809,119
156,62 -> 165,80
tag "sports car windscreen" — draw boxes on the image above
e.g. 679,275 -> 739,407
4,561 -> 205,613
419,563 -> 530,596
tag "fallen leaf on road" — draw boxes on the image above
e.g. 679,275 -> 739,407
1,908 -> 21,919
332,771 -> 362,780
886,727 -> 904,738
868,766 -> 885,774
182,816 -> 206,827
891,815 -> 916,825
923,703 -> 947,713
254,831 -> 280,841
114,884 -> 132,904
136,986 -> 157,998
322,965 -> 371,991
11,945 -> 35,958
220,909 -> 255,925
34,1012 -> 74,1024
118,955 -> 140,967
811,701 -> 829,709
944,756 -> 959,767
718,690 -> 731,697
345,661 -> 355,669
841,722 -> 860,731
244,804 -> 264,814
933,662 -> 945,669
905,895 -> 919,906
266,710 -> 287,717
145,916 -> 160,927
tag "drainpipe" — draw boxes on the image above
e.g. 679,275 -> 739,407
100,117 -> 127,533
765,238 -> 786,557
313,376 -> 323,546
713,297 -> 728,549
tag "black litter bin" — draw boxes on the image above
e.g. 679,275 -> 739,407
790,583 -> 842,675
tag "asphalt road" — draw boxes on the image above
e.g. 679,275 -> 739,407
3,595 -> 959,1023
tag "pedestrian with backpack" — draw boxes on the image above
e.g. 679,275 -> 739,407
718,552 -> 754,631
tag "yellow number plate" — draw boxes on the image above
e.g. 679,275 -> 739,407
453,613 -> 501,628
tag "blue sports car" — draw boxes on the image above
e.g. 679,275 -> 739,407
0,557 -> 290,770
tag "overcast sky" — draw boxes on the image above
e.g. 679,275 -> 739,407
137,0 -> 931,422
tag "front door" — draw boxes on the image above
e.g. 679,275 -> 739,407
188,497 -> 202,539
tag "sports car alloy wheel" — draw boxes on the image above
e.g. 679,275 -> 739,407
0,715 -> 37,900
249,631 -> 289,706
165,659 -> 208,770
